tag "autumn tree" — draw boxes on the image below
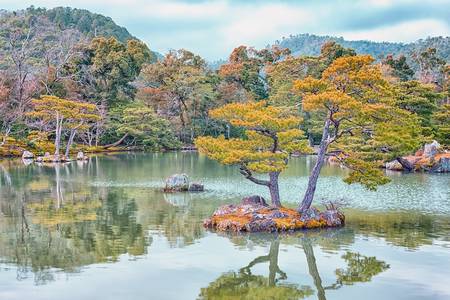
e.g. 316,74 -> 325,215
37,27 -> 85,97
294,55 -> 423,212
266,42 -> 357,145
195,101 -> 309,207
219,45 -> 290,102
319,41 -> 356,67
27,95 -> 98,158
139,49 -> 216,143
266,42 -> 356,107
266,56 -> 319,106
0,13 -> 40,142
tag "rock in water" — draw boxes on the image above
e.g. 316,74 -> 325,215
431,156 -> 450,173
189,182 -> 204,192
164,173 -> 189,192
76,151 -> 85,160
423,140 -> 441,158
385,160 -> 403,171
22,151 -> 34,159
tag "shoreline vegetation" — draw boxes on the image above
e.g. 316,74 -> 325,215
0,7 -> 449,232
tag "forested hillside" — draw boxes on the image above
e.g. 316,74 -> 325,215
1,6 -> 134,43
0,7 -> 448,161
275,33 -> 450,63
0,7 -> 161,61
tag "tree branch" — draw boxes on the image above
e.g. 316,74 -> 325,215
239,164 -> 270,186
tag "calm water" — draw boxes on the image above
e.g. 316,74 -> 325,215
0,153 -> 449,300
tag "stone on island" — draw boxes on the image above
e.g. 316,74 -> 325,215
204,195 -> 344,232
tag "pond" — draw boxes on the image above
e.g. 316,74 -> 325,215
0,152 -> 449,300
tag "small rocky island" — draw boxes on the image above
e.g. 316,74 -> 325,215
163,173 -> 204,192
204,196 -> 344,232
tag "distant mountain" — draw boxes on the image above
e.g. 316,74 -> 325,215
273,33 -> 450,62
23,6 -> 135,43
0,6 -> 161,59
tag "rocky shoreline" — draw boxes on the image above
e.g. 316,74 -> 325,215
203,196 -> 345,233
20,151 -> 89,164
385,140 -> 449,173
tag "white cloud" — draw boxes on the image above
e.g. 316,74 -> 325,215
139,0 -> 228,19
0,0 -> 448,60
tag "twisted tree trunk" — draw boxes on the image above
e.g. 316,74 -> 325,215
298,119 -> 331,212
268,172 -> 281,207
240,166 -> 281,207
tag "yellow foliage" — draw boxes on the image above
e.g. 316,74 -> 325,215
293,55 -> 424,190
196,101 -> 310,174
28,95 -> 99,122
209,101 -> 302,132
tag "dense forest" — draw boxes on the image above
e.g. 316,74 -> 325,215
276,33 -> 450,65
0,7 -> 449,162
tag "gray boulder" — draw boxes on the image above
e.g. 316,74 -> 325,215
423,140 -> 441,158
431,156 -> 450,173
76,151 -> 86,160
241,195 -> 268,206
188,182 -> 204,192
22,151 -> 34,159
164,173 -> 189,192
22,158 -> 34,166
385,160 -> 403,171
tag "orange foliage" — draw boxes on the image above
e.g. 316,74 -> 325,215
206,206 -> 332,232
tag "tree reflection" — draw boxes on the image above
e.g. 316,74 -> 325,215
330,252 -> 389,289
201,232 -> 390,300
346,211 -> 444,249
0,154 -> 448,290
199,238 -> 314,299
0,184 -> 149,284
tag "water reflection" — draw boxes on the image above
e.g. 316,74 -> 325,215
199,238 -> 314,299
0,154 -> 449,299
0,177 -> 150,284
200,232 -> 389,300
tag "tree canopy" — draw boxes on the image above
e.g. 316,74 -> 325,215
196,101 -> 309,206
294,55 -> 423,211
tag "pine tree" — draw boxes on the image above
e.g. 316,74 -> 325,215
294,55 -> 423,212
195,101 -> 310,207
27,95 -> 98,157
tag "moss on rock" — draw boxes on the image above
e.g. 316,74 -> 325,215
204,199 -> 344,233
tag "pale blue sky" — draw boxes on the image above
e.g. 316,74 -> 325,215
1,0 -> 449,60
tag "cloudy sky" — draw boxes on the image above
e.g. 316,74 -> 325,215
1,0 -> 449,60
